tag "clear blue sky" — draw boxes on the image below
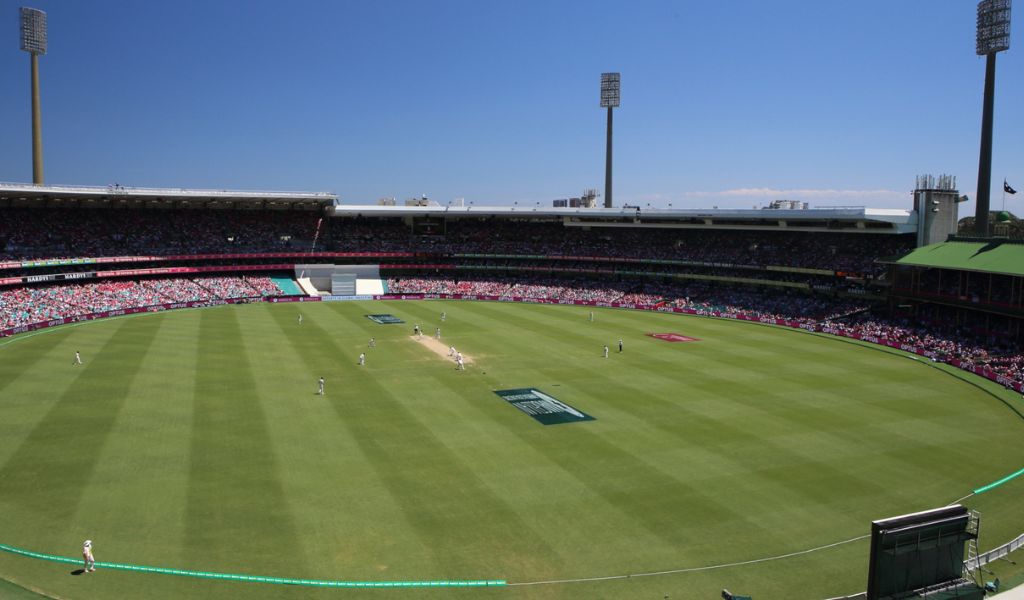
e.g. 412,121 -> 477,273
0,0 -> 1020,212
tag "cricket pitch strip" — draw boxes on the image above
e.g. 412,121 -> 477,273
410,335 -> 475,365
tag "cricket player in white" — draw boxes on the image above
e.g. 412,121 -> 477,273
82,540 -> 95,572
448,345 -> 455,357
74,351 -> 82,366
298,314 -> 303,325
368,337 -> 375,348
435,327 -> 441,339
603,345 -> 609,358
456,357 -> 465,370
441,311 -> 446,322
589,311 -> 594,322
359,353 -> 365,366
318,377 -> 325,395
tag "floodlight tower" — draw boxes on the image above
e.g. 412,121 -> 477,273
600,73 -> 620,208
19,7 -> 47,185
974,0 -> 1011,237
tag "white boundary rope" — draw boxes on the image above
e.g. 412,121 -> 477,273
508,488 -> 1003,587
507,534 -> 871,586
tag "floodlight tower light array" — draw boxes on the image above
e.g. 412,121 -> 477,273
19,7 -> 46,55
600,72 -> 620,108
977,0 -> 1011,55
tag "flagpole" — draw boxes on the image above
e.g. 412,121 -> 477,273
1003,179 -> 1007,211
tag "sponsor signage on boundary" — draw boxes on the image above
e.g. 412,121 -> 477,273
323,295 -> 374,302
494,388 -> 595,425
268,296 -> 321,303
366,314 -> 405,324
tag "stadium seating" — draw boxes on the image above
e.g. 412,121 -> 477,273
0,276 -> 284,330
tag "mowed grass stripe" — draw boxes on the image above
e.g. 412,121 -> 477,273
69,312 -> 202,570
458,301 -> 614,354
250,304 -> 433,578
0,327 -> 83,396
263,305 -> 565,581
184,307 -> 308,573
619,329 -> 977,514
260,303 -> 454,579
0,324 -> 126,471
415,371 -> 751,576
531,365 -> 836,550
0,315 -> 165,543
395,364 -> 683,570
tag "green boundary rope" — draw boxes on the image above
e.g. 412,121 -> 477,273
974,466 -> 1024,495
0,543 -> 505,588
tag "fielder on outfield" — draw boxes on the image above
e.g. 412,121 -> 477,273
82,540 -> 95,573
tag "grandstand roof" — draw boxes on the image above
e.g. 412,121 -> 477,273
0,182 -> 336,210
893,239 -> 1024,277
331,204 -> 915,233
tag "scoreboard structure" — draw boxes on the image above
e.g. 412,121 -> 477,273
866,505 -> 983,600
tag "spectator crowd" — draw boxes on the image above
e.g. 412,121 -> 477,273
0,276 -> 284,330
0,209 -> 911,276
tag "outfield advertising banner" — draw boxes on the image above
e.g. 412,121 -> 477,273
323,295 -> 374,301
267,296 -> 321,303
494,388 -> 595,425
366,314 -> 405,324
647,332 -> 699,342
0,252 -> 428,272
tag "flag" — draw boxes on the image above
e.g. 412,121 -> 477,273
1006,180 -> 1018,195
310,217 -> 324,253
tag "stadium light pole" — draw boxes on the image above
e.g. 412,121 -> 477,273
974,0 -> 1011,237
600,73 -> 620,209
19,7 -> 47,185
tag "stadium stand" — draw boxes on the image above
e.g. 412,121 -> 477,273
2,205 -> 1023,390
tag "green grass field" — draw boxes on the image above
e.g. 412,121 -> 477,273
1,300 -> 1022,600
